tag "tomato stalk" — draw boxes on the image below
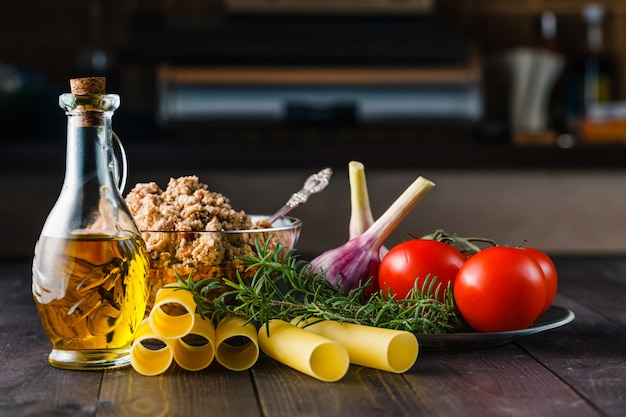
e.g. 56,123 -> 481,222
420,229 -> 497,254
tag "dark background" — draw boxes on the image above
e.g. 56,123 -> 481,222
3,0 -> 626,258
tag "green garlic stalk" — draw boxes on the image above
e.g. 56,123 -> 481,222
348,161 -> 389,258
348,161 -> 375,238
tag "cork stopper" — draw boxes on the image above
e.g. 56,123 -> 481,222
70,77 -> 106,95
67,77 -> 111,127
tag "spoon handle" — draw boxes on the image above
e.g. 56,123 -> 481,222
269,168 -> 333,223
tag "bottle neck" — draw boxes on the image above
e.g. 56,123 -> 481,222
64,111 -> 117,192
41,89 -> 138,238
587,24 -> 603,52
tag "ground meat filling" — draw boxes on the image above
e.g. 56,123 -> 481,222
125,175 -> 274,312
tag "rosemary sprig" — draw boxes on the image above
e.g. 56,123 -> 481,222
174,240 -> 466,334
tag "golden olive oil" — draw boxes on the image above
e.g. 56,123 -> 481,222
32,234 -> 149,369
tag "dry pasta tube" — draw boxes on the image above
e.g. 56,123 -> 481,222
293,318 -> 418,373
214,316 -> 259,371
258,320 -> 350,382
173,315 -> 216,371
149,286 -> 196,339
130,319 -> 174,376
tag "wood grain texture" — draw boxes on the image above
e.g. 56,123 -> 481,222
252,354 -> 427,417
406,344 -> 601,417
0,304 -> 102,417
553,257 -> 626,324
518,296 -> 626,417
96,365 -> 261,417
1,258 -> 624,417
0,262 -> 101,416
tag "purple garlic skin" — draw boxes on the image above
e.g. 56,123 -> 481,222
310,235 -> 381,293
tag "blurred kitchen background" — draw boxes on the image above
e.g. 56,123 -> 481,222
3,0 -> 626,258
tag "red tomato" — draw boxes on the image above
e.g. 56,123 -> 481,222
523,247 -> 558,314
378,239 -> 466,301
453,246 -> 547,332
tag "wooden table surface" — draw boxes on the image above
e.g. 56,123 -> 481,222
1,256 -> 625,417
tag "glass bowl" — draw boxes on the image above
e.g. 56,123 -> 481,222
140,215 -> 302,312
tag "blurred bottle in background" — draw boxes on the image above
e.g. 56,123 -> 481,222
564,3 -> 626,145
566,3 -> 617,119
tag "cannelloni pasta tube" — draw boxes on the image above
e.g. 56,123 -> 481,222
149,286 -> 196,339
173,315 -> 216,371
294,318 -> 418,373
258,320 -> 350,382
215,316 -> 259,371
130,319 -> 174,376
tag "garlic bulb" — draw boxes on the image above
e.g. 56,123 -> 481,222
311,175 -> 435,293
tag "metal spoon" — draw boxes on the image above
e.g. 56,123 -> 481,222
269,168 -> 333,223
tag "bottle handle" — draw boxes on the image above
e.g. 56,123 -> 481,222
112,131 -> 128,194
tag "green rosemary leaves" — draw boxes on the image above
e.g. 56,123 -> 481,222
175,240 -> 465,334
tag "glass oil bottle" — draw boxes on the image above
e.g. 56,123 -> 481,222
32,77 -> 149,370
